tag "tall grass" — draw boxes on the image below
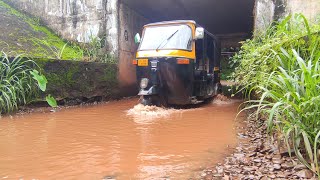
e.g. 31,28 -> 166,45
234,14 -> 320,176
0,52 -> 37,113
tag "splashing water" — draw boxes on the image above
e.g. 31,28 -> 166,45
212,94 -> 241,105
127,104 -> 181,124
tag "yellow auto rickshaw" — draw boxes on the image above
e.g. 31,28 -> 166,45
133,20 -> 221,106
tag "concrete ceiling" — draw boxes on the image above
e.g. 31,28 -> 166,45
122,0 -> 255,35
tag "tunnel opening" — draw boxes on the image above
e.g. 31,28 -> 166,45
117,0 -> 256,93
121,0 -> 256,49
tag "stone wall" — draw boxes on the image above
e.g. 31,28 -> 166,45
288,0 -> 320,22
254,0 -> 320,35
3,0 -> 104,42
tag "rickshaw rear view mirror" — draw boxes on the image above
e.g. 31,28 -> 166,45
195,27 -> 204,40
134,33 -> 141,44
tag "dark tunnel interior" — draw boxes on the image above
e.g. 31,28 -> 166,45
122,0 -> 256,47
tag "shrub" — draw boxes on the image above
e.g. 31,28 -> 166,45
0,53 -> 37,113
234,14 -> 320,176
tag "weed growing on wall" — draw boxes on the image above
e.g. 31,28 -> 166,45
234,14 -> 320,176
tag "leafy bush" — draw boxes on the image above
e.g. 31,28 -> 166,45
234,14 -> 320,176
232,14 -> 320,95
0,53 -> 37,113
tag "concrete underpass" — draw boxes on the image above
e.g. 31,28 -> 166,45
3,0 -> 319,94
123,0 -> 255,48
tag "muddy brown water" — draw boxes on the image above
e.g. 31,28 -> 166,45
0,98 -> 243,180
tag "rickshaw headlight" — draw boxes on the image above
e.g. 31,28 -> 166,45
140,78 -> 149,89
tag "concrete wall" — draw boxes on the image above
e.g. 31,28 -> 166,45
254,0 -> 320,35
3,0 -> 105,42
288,0 -> 320,22
117,2 -> 149,92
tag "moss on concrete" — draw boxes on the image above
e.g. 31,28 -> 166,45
0,0 -> 83,60
33,59 -> 119,100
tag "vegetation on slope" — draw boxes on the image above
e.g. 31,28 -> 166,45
0,0 -> 84,60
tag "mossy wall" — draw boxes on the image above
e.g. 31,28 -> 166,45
34,59 -> 119,100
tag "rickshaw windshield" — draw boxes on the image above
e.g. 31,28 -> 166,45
139,24 -> 192,51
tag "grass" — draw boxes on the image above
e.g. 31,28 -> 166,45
0,52 -> 38,114
234,14 -> 320,176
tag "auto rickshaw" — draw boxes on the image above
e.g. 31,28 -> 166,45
133,20 -> 222,106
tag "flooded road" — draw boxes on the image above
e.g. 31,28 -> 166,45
0,98 -> 243,180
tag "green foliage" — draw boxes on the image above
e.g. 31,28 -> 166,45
30,69 -> 47,92
235,14 -> 320,176
232,14 -> 320,95
82,35 -> 117,64
45,94 -> 57,108
0,53 -> 37,113
30,69 -> 58,108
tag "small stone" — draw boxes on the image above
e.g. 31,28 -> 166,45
273,164 -> 281,170
247,152 -> 257,157
213,174 -> 222,177
223,175 -> 230,180
294,164 -> 307,170
272,158 -> 282,164
234,153 -> 245,159
268,174 -> 276,179
281,162 -> 294,169
295,169 -> 313,179
277,172 -> 286,178
253,159 -> 261,163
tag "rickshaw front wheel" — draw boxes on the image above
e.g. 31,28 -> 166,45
141,96 -> 152,106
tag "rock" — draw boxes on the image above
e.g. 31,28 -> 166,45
272,158 -> 282,164
294,164 -> 307,170
276,172 -> 286,178
234,153 -> 245,159
281,162 -> 294,169
247,152 -> 257,157
216,166 -> 224,174
223,175 -> 230,180
268,174 -> 276,179
253,158 -> 262,163
295,169 -> 313,179
273,164 -> 281,170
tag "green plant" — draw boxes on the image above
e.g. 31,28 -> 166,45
0,53 -> 37,113
232,14 -> 320,95
234,14 -> 320,176
30,70 -> 47,91
243,48 -> 320,176
30,70 -> 57,108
